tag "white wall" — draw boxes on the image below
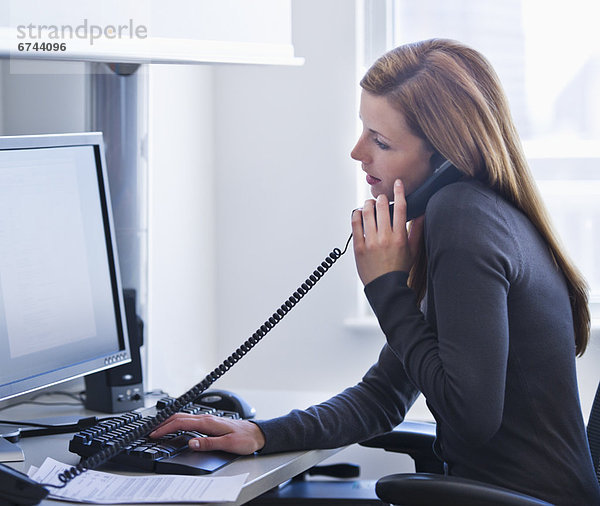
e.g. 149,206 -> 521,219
145,0 -> 389,405
146,63 -> 218,395
209,0 -> 386,401
0,60 -> 86,135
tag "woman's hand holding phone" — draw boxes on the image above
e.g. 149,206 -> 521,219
352,179 -> 424,286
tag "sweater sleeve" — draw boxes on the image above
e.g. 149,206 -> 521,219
254,343 -> 420,453
364,185 -> 521,445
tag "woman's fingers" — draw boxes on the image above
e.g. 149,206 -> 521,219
149,414 -> 265,455
352,179 -> 421,285
150,413 -> 226,438
374,194 -> 391,231
351,207 -> 365,247
392,179 -> 407,233
361,198 -> 377,237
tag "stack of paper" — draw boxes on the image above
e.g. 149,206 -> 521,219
29,458 -> 247,503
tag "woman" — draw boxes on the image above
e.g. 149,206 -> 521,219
151,39 -> 600,504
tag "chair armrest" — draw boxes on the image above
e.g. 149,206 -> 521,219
375,473 -> 553,506
360,420 -> 436,453
360,420 -> 443,473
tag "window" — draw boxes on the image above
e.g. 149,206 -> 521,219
353,0 -> 600,323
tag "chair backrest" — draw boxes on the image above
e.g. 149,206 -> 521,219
587,380 -> 600,484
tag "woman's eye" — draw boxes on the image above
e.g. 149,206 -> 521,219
374,138 -> 390,150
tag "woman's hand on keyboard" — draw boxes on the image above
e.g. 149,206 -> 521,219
149,414 -> 266,455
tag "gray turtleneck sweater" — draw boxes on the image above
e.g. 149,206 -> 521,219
255,180 -> 600,505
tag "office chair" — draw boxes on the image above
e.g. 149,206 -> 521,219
361,379 -> 600,506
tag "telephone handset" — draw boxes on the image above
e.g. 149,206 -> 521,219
48,158 -> 461,493
367,158 -> 462,223
0,462 -> 49,505
404,159 -> 462,221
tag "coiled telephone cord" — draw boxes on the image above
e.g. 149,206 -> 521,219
52,234 -> 353,487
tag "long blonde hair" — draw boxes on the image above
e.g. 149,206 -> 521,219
361,39 -> 590,356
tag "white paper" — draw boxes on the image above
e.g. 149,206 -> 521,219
28,457 -> 248,504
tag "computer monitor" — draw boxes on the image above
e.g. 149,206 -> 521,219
0,132 -> 131,461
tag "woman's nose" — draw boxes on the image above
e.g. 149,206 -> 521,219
350,138 -> 364,162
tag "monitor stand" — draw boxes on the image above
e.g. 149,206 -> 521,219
0,427 -> 24,462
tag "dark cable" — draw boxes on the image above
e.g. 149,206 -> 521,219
0,392 -> 84,413
51,237 -> 352,488
0,417 -> 99,429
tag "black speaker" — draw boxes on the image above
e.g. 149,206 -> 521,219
84,289 -> 144,413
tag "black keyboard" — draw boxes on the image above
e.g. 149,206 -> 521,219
68,398 -> 240,475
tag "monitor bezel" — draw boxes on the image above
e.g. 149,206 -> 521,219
0,132 -> 131,403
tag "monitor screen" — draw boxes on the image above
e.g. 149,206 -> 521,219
0,132 -> 130,404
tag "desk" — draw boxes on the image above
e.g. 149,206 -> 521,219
2,394 -> 340,505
